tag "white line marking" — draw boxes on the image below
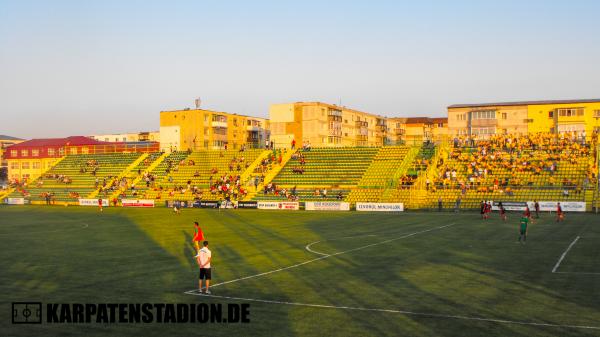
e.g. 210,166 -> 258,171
552,236 -> 580,273
305,234 -> 377,256
553,271 -> 600,275
185,292 -> 600,330
191,223 -> 455,290
0,222 -> 89,235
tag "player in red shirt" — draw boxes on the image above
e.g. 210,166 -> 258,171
98,198 -> 103,212
192,221 -> 205,253
483,202 -> 491,219
524,206 -> 534,224
556,202 -> 564,222
498,202 -> 507,222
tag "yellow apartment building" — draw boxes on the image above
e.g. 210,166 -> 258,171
269,102 -> 387,148
388,117 -> 448,144
159,108 -> 269,152
448,99 -> 600,139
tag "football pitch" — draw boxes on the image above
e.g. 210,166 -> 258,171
1,206 -> 599,337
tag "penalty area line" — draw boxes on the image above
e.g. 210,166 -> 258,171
552,236 -> 580,273
187,223 -> 456,290
305,234 -> 377,256
184,292 -> 600,331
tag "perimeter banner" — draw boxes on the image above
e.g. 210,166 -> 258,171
356,202 -> 404,212
79,199 -> 109,207
6,198 -> 27,205
121,199 -> 155,208
257,201 -> 299,210
305,202 -> 350,211
529,201 -> 585,212
491,201 -> 527,211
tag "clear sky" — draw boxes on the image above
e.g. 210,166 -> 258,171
1,0 -> 599,139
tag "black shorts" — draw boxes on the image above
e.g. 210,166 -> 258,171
199,268 -> 212,280
520,229 -> 526,235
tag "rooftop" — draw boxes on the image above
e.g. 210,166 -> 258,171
160,108 -> 262,120
0,135 -> 24,141
448,98 -> 600,109
7,136 -> 109,149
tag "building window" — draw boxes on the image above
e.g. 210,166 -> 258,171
21,150 -> 28,156
593,110 -> 600,118
472,127 -> 496,136
32,149 -> 39,157
11,150 -> 17,157
10,162 -> 19,169
48,148 -> 55,156
123,137 -> 127,142
212,140 -> 226,147
471,110 -> 496,120
32,162 -> 41,169
212,115 -> 227,123
502,113 -> 507,120
556,108 -> 584,117
456,114 -> 466,121
70,148 -> 77,155
59,148 -> 65,155
22,162 -> 30,169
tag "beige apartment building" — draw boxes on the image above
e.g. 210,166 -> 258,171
269,102 -> 388,148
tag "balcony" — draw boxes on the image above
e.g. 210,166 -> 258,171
328,109 -> 342,117
377,125 -> 387,132
395,129 -> 406,136
246,125 -> 261,131
328,115 -> 342,122
355,121 -> 368,128
212,121 -> 228,128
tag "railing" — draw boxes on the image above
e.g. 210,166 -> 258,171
65,142 -> 160,154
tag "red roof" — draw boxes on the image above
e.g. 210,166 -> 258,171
7,136 -> 109,149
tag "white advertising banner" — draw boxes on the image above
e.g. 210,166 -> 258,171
121,199 -> 155,208
305,202 -> 350,211
78,199 -> 109,207
529,201 -> 586,212
6,197 -> 26,205
491,201 -> 527,211
257,201 -> 299,210
356,202 -> 404,212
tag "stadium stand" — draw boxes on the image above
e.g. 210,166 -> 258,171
8,152 -> 143,203
425,133 -> 597,209
345,146 -> 410,203
141,149 -> 266,202
5,132 -> 598,209
254,147 -> 379,201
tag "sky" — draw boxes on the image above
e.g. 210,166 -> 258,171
1,0 -> 599,139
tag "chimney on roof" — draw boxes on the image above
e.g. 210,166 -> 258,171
194,98 -> 201,109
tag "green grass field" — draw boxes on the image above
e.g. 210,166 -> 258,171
1,206 -> 599,337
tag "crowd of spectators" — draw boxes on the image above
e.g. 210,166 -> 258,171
432,133 -> 596,194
